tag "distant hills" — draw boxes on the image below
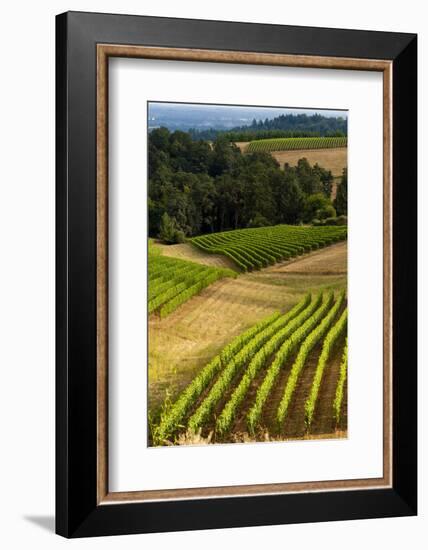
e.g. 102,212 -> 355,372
189,113 -> 347,141
148,103 -> 347,141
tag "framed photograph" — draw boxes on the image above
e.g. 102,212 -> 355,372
56,11 -> 417,537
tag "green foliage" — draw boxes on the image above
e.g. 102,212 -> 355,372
148,253 -> 236,318
295,158 -> 323,195
246,136 -> 347,153
247,213 -> 272,228
159,212 -> 185,244
152,312 -> 282,445
159,271 -> 227,318
216,294 -> 312,436
187,303 -> 313,434
246,292 -> 327,434
303,193 -> 336,222
192,224 -> 347,271
148,128 -> 347,236
188,112 -> 347,141
274,167 -> 305,224
152,290 -> 348,444
333,340 -> 348,425
313,215 -> 347,227
276,290 -> 346,427
313,163 -> 334,198
335,215 -> 348,225
304,308 -> 348,429
334,168 -> 348,216
148,238 -> 162,255
318,205 -> 336,220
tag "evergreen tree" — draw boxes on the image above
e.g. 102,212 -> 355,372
159,212 -> 185,244
334,168 -> 348,216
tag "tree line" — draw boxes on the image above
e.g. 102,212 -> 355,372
148,128 -> 347,243
188,112 -> 347,142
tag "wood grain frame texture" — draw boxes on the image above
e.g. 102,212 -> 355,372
96,44 -> 393,505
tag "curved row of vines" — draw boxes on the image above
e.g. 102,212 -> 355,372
148,241 -> 236,318
191,224 -> 347,272
246,136 -> 347,153
152,291 -> 348,446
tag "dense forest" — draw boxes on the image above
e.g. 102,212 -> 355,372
148,128 -> 347,243
187,112 -> 347,142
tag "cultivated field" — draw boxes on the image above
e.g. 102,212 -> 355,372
148,241 -> 347,444
148,117 -> 349,447
148,244 -> 236,318
272,148 -> 347,179
191,225 -> 347,272
155,241 -> 236,270
246,136 -> 347,153
236,142 -> 347,180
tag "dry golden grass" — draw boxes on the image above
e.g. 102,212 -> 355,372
235,141 -> 250,150
236,142 -> 347,179
155,241 -> 237,270
148,276 -> 300,411
174,428 -> 347,445
272,148 -> 347,178
267,241 -> 347,275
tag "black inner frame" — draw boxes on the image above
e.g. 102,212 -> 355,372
56,11 -> 417,538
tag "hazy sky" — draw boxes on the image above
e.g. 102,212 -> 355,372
149,102 -> 347,118
148,102 -> 347,131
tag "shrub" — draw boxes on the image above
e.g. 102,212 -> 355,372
316,204 -> 336,220
159,212 -> 186,244
247,214 -> 272,228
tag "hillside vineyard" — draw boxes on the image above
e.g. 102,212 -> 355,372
153,291 -> 347,445
191,225 -> 347,272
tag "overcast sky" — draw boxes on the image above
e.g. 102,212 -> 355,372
149,102 -> 348,118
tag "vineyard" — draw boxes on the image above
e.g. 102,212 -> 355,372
191,225 -> 347,272
246,136 -> 347,153
151,291 -> 347,445
148,243 -> 236,318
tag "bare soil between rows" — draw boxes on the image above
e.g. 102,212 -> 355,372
148,241 -> 348,445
